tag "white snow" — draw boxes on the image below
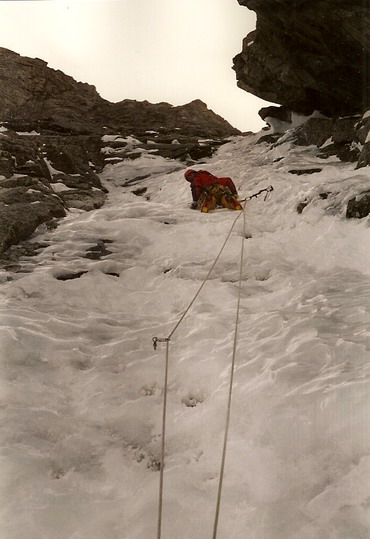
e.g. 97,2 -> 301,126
1,134 -> 370,539
15,130 -> 40,136
265,110 -> 328,135
102,134 -> 140,145
44,159 -> 64,177
51,183 -> 74,193
101,147 -> 117,155
101,134 -> 122,142
100,153 -> 183,187
321,136 -> 334,148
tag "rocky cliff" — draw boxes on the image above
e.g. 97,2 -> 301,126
233,0 -> 370,171
0,47 -> 240,257
233,0 -> 370,117
0,47 -> 240,139
0,48 -> 102,134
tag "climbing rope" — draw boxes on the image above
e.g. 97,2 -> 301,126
152,185 -> 273,539
212,204 -> 247,539
156,338 -> 170,539
153,207 -> 244,539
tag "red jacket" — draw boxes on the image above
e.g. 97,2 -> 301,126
189,170 -> 238,201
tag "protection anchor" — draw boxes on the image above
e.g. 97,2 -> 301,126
240,185 -> 274,203
152,337 -> 170,350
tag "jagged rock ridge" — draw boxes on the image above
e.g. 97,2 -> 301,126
0,48 -> 101,134
0,47 -> 239,138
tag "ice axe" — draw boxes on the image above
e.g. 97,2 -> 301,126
240,185 -> 274,203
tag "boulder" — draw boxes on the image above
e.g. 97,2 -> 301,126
288,118 -> 334,147
357,142 -> 370,168
58,189 -> 107,211
0,175 -> 66,254
346,191 -> 370,218
355,112 -> 370,168
51,173 -> 107,192
259,106 -> 291,123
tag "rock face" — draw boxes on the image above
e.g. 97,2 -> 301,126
0,174 -> 66,254
291,116 -> 363,163
346,191 -> 370,219
96,99 -> 240,140
0,127 -> 108,253
0,47 -> 240,255
0,47 -> 239,139
255,110 -> 370,218
0,48 -> 102,135
233,1 -> 370,170
233,0 -> 370,117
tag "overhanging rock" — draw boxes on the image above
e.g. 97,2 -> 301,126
233,0 -> 370,117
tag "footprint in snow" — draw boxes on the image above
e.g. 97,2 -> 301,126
181,393 -> 204,407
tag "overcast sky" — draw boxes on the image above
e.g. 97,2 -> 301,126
0,0 -> 272,132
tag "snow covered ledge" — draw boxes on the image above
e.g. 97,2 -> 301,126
259,105 -> 329,135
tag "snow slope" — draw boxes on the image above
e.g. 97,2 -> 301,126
1,134 -> 370,539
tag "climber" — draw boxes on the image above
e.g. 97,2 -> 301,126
184,169 -> 242,212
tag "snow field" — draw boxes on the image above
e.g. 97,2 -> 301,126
1,134 -> 370,538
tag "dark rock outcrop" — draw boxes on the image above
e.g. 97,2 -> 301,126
346,191 -> 370,219
289,168 -> 322,175
96,98 -> 240,140
0,127 -> 109,254
265,114 -> 368,167
259,106 -> 291,124
291,117 -> 357,148
357,114 -> 370,168
0,48 -> 102,134
0,174 -> 66,254
0,124 -> 107,238
233,0 -> 370,117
